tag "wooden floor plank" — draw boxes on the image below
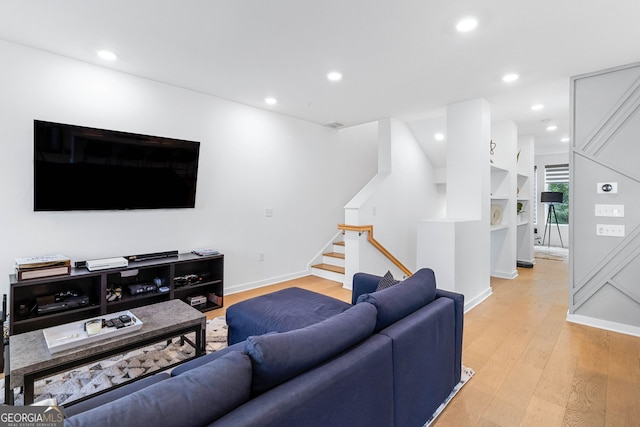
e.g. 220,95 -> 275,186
520,395 -> 566,427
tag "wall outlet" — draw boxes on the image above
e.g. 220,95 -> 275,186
596,224 -> 625,237
265,208 -> 273,217
259,252 -> 265,261
595,204 -> 624,217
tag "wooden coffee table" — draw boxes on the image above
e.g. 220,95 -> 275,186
8,299 -> 205,405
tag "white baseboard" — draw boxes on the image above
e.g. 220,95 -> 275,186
566,312 -> 640,338
464,287 -> 493,313
224,270 -> 310,296
490,269 -> 518,279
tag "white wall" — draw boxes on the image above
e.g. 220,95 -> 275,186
344,118 -> 443,281
0,41 -> 378,297
534,152 -> 570,247
417,99 -> 492,311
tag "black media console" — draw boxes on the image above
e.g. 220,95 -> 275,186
8,253 -> 224,335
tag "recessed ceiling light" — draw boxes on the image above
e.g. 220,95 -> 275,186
531,104 -> 544,111
327,71 -> 343,82
456,17 -> 478,33
561,137 -> 570,142
97,50 -> 117,61
265,97 -> 277,105
546,125 -> 558,131
434,133 -> 445,141
502,73 -> 519,83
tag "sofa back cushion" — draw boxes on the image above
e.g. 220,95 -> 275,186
356,268 -> 437,332
245,301 -> 377,395
65,351 -> 252,427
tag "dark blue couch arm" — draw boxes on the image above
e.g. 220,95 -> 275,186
354,271 -> 465,385
351,272 -> 380,304
435,289 -> 464,384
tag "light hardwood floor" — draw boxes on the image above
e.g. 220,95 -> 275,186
208,259 -> 640,427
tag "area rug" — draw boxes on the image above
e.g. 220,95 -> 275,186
423,365 -> 475,426
534,245 -> 568,261
1,316 -> 228,406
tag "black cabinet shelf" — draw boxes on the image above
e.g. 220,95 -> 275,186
9,253 -> 224,335
106,292 -> 171,314
174,279 -> 221,293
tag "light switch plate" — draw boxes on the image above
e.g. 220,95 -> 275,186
596,224 -> 625,237
595,204 -> 624,217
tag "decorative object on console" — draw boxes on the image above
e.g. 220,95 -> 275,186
15,254 -> 71,281
106,285 -> 122,302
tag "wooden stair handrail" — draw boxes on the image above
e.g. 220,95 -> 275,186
338,224 -> 413,277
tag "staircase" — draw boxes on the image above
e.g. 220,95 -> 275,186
311,241 -> 345,283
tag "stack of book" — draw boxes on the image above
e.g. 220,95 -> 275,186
15,254 -> 71,281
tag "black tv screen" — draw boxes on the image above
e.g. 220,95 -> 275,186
34,120 -> 200,211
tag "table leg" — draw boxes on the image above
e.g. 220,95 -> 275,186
195,326 -> 203,356
4,343 -> 13,405
23,378 -> 34,405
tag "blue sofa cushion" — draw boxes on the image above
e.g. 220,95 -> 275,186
357,268 -> 437,332
63,372 -> 170,418
376,270 -> 399,291
214,334 -> 394,427
65,351 -> 252,427
245,301 -> 377,395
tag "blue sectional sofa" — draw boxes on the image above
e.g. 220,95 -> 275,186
64,268 -> 464,427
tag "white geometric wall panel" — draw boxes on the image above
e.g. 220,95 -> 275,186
571,62 -> 640,328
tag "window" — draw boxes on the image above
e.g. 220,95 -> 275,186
544,164 -> 569,224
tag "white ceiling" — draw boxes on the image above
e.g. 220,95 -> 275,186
1,0 -> 639,155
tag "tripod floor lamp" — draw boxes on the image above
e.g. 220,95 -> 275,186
541,191 -> 564,248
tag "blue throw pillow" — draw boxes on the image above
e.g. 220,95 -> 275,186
245,301 -> 377,395
357,268 -> 437,331
65,351 -> 252,427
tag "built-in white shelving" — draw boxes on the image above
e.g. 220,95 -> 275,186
489,122 -> 518,279
516,136 -> 535,264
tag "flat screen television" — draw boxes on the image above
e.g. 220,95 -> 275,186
34,120 -> 200,211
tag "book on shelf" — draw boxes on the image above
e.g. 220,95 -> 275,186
17,265 -> 71,281
15,254 -> 71,270
191,249 -> 219,256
